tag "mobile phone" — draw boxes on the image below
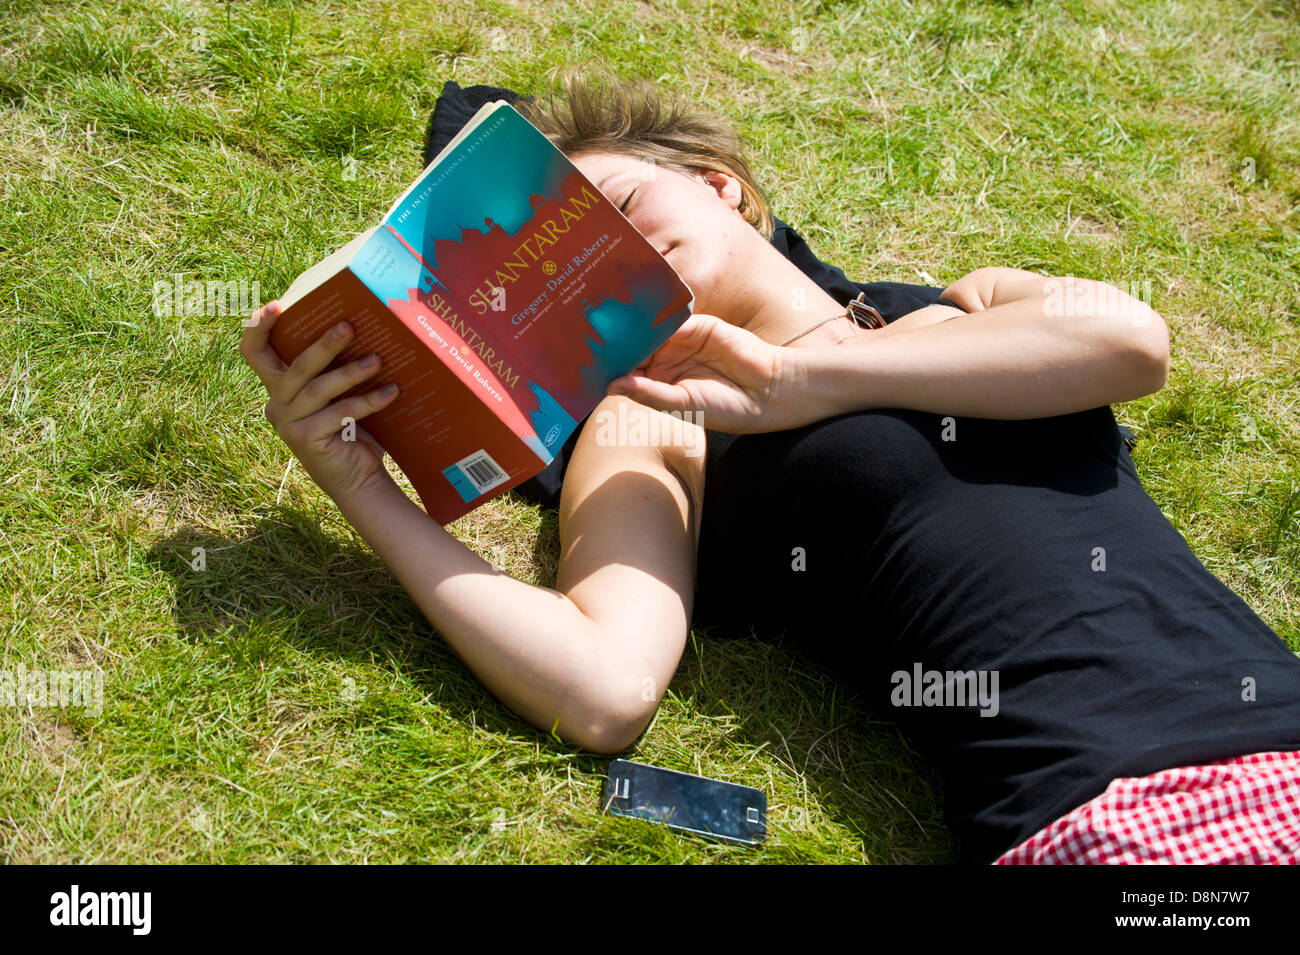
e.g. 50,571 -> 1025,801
602,758 -> 767,845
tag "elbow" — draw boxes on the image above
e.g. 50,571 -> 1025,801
1103,299 -> 1168,401
572,636 -> 675,754
1146,343 -> 1170,395
579,725 -> 637,757
577,711 -> 648,756
539,709 -> 637,756
1132,310 -> 1170,396
576,679 -> 659,756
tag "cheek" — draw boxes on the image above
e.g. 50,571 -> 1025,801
684,236 -> 730,277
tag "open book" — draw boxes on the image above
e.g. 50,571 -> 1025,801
270,101 -> 695,524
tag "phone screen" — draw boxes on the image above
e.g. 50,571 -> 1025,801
603,759 -> 767,845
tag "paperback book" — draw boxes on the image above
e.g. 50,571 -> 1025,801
269,100 -> 695,523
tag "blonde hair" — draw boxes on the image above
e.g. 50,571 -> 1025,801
516,63 -> 776,241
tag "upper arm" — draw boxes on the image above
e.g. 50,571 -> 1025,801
554,394 -> 702,751
941,267 -> 1049,313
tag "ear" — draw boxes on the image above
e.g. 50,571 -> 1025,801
697,168 -> 743,211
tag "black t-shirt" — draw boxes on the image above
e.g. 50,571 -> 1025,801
692,405 -> 1300,863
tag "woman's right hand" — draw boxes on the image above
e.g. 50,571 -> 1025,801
240,299 -> 401,504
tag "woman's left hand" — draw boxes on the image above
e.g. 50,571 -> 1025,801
606,314 -> 821,434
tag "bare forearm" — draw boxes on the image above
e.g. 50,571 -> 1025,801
332,476 -> 614,747
797,289 -> 1168,420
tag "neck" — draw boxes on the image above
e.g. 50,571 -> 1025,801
700,235 -> 854,348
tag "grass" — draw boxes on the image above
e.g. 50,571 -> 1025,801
0,0 -> 1296,863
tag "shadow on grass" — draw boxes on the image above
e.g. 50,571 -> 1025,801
144,508 -> 556,742
657,629 -> 956,864
145,500 -> 955,864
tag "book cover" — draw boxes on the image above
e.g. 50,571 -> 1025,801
269,102 -> 695,524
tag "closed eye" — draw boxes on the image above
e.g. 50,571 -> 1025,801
619,189 -> 635,213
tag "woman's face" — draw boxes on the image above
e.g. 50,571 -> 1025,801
568,150 -> 752,314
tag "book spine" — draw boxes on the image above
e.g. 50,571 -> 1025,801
349,226 -> 554,456
353,223 -> 578,463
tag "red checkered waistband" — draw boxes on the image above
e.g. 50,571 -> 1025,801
995,749 -> 1300,864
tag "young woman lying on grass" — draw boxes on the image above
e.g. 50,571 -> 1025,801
239,68 -> 1300,864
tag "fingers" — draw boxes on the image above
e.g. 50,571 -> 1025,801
644,314 -> 732,373
239,300 -> 289,385
605,374 -> 691,414
279,319 -> 354,405
286,351 -> 384,420
292,382 -> 401,445
657,314 -> 714,354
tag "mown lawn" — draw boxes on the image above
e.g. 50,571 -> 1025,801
0,0 -> 1295,863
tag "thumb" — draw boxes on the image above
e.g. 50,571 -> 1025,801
354,425 -> 386,458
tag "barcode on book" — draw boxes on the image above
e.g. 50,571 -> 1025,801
443,449 -> 509,502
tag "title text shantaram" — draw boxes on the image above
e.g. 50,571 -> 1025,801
466,185 -> 603,315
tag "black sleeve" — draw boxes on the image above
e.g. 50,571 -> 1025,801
424,80 -> 534,166
513,428 -> 582,513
